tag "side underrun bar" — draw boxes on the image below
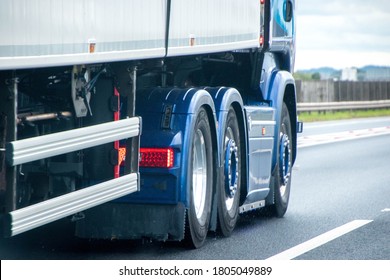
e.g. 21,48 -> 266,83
6,173 -> 139,237
6,117 -> 140,166
4,116 -> 141,236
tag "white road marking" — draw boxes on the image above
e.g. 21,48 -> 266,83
266,220 -> 373,260
381,208 -> 390,212
303,117 -> 390,129
298,126 -> 390,148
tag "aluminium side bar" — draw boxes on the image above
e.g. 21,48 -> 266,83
6,117 -> 140,166
6,173 -> 139,237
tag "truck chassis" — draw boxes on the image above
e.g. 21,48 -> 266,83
0,0 -> 300,248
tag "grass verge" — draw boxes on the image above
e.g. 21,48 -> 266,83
298,108 -> 390,122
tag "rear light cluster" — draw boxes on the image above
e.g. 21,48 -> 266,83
140,148 -> 174,168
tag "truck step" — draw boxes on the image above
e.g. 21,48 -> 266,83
239,200 -> 265,214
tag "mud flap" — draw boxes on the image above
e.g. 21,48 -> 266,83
75,202 -> 186,241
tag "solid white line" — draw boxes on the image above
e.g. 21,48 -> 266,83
266,220 -> 373,260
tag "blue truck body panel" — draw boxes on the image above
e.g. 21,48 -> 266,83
78,0 -> 298,242
111,0 -> 298,242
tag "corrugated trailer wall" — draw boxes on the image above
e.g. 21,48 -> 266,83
0,0 -> 167,69
167,0 -> 260,56
1,0 -> 261,70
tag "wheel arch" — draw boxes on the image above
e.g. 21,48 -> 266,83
177,89 -> 218,210
136,87 -> 218,209
264,70 -> 297,209
283,83 -> 297,164
206,87 -> 248,231
230,99 -> 249,206
267,70 -> 297,168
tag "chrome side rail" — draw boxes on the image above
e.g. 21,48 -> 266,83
7,173 -> 139,237
6,117 -> 140,166
4,116 -> 141,236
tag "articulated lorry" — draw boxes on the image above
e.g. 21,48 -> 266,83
0,0 -> 301,248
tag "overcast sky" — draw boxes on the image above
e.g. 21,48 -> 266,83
295,0 -> 390,70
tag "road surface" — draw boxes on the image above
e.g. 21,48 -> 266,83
1,117 -> 389,260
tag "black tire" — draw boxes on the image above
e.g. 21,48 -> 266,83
270,103 -> 293,217
185,107 -> 213,248
217,107 -> 241,237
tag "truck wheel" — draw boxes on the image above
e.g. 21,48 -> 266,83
217,107 -> 241,237
185,107 -> 213,248
271,103 -> 292,217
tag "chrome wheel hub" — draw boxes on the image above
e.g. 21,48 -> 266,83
192,129 -> 208,220
279,133 -> 291,197
224,134 -> 238,211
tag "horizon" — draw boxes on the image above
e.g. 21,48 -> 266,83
295,65 -> 390,72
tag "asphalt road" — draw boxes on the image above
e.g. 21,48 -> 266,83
1,117 -> 390,260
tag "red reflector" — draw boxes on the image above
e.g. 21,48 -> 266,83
140,148 -> 174,168
259,35 -> 264,46
260,0 -> 265,4
118,147 -> 127,166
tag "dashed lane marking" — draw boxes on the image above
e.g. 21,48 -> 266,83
266,220 -> 373,260
298,126 -> 390,148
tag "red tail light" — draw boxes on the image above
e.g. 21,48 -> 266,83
140,148 -> 174,168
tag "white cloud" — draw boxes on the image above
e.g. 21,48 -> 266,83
297,0 -> 390,16
295,0 -> 390,70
